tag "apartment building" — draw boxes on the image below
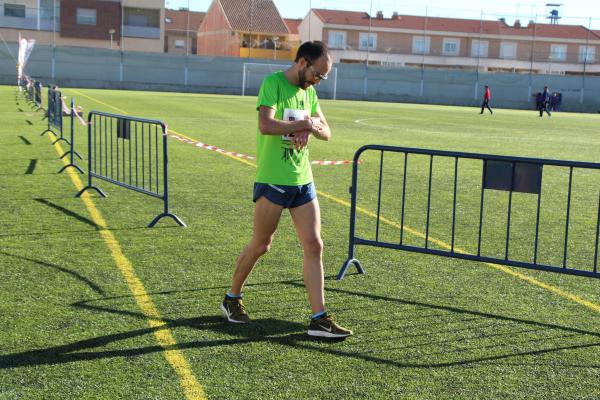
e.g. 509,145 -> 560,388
0,0 -> 164,52
299,9 -> 600,75
197,0 -> 294,60
164,8 -> 205,54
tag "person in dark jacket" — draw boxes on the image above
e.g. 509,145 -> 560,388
539,85 -> 551,117
480,85 -> 493,115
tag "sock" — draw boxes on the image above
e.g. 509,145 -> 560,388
225,292 -> 242,299
311,311 -> 327,320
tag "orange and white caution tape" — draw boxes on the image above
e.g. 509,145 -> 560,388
168,134 -> 360,166
73,107 -> 87,126
62,101 -> 87,126
170,135 -> 255,160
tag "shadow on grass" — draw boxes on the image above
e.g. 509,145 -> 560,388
34,198 -> 100,228
0,224 -> 175,239
0,251 -> 105,296
2,282 -> 599,370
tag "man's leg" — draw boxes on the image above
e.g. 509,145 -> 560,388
289,198 -> 324,314
230,196 -> 283,295
290,198 -> 353,338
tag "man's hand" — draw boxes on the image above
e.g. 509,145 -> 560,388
291,130 -> 311,150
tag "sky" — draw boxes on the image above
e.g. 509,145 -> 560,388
165,0 -> 600,28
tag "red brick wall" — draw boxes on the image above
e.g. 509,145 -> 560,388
60,0 -> 121,41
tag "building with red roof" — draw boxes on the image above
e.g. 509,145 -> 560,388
299,9 -> 600,75
197,0 -> 296,60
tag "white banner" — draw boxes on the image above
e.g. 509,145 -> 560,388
17,37 -> 36,80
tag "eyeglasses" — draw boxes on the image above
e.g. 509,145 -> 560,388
309,65 -> 328,81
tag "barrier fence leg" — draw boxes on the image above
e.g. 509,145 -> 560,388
76,118 -> 105,197
337,168 -> 365,280
148,129 -> 186,228
59,98 -> 84,174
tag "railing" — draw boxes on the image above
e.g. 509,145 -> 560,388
338,144 -> 600,280
76,111 -> 185,228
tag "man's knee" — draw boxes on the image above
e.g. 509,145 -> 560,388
252,238 -> 273,257
303,236 -> 323,255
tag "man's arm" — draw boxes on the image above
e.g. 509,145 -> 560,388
311,108 -> 331,141
258,106 -> 314,136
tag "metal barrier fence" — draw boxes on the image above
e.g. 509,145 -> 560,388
33,81 -> 42,108
57,97 -> 84,174
40,86 -> 63,139
25,79 -> 34,103
76,111 -> 185,228
337,144 -> 600,280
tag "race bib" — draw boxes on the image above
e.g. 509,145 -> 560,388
282,108 -> 308,141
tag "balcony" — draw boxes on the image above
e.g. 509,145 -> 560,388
240,47 -> 294,61
0,15 -> 57,31
122,25 -> 160,39
0,15 -> 37,29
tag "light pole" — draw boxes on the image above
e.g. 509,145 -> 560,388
109,28 -> 115,49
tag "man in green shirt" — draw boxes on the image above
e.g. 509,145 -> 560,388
221,41 -> 352,338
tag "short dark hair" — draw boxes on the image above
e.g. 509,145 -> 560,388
295,41 -> 329,63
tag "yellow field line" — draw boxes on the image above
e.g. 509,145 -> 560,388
71,90 -> 600,316
50,140 -> 206,399
70,89 -> 129,115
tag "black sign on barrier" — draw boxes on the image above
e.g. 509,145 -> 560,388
117,118 -> 131,140
76,111 -> 185,228
337,144 -> 600,281
41,87 -> 70,147
483,161 -> 543,194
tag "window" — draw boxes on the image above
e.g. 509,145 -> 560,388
4,4 -> 26,18
124,8 -> 159,27
442,38 -> 460,56
579,46 -> 596,63
175,40 -> 185,49
500,42 -> 517,59
328,31 -> 347,49
471,40 -> 489,57
412,36 -> 430,54
76,8 -> 96,25
550,44 -> 567,61
359,32 -> 377,50
128,14 -> 149,26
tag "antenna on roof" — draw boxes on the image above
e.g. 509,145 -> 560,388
546,3 -> 562,24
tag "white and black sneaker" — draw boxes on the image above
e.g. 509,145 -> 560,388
307,314 -> 353,338
221,296 -> 250,323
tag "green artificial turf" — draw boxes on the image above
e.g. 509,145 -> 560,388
1,85 -> 599,399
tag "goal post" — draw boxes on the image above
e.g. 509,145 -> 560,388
242,62 -> 338,100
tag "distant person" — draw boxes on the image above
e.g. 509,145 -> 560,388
480,85 -> 493,115
220,41 -> 353,339
550,92 -> 558,112
539,85 -> 551,117
534,92 -> 542,111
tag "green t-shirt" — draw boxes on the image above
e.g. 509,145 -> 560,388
255,71 -> 320,185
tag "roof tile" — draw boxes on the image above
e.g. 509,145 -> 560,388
312,9 -> 597,40
165,9 -> 205,33
218,0 -> 289,34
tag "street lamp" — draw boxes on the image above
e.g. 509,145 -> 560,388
272,36 -> 278,60
109,28 -> 115,49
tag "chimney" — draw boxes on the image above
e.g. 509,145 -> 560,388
392,12 -> 399,20
376,10 -> 383,20
528,20 -> 535,28
499,17 -> 506,25
514,19 -> 521,28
